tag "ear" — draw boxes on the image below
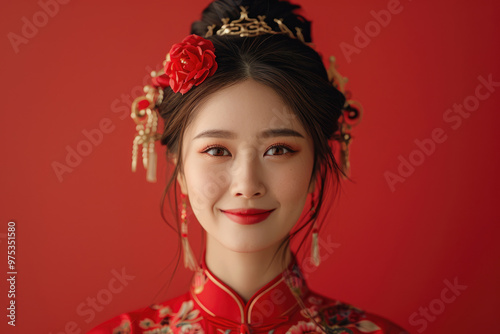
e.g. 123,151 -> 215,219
172,155 -> 188,195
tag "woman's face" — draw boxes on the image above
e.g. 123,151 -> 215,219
177,79 -> 315,253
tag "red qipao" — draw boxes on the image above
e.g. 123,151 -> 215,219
87,254 -> 407,334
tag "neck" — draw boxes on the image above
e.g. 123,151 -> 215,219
204,235 -> 292,303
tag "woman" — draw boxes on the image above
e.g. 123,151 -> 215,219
88,0 -> 407,333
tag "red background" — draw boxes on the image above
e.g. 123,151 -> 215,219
1,0 -> 499,333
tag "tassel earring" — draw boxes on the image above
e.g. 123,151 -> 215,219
310,195 -> 321,267
180,193 -> 198,271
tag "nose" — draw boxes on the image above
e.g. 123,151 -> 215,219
230,151 -> 266,199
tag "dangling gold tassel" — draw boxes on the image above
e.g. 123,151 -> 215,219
146,142 -> 157,183
311,226 -> 320,267
131,135 -> 140,173
130,85 -> 162,183
309,196 -> 321,267
181,222 -> 198,271
339,127 -> 351,179
181,195 -> 198,271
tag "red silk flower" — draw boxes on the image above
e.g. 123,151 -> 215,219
155,34 -> 218,95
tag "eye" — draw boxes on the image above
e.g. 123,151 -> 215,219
202,145 -> 231,157
264,144 -> 296,156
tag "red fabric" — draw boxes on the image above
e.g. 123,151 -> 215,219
86,254 -> 407,334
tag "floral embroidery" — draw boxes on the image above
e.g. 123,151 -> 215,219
292,301 -> 382,334
353,320 -> 382,333
307,296 -> 324,306
112,320 -> 131,334
322,303 -> 364,327
132,301 -> 204,334
175,322 -> 204,334
154,305 -> 173,318
102,260 -> 401,334
286,320 -> 323,334
140,318 -> 157,329
215,329 -> 232,334
299,305 -> 320,321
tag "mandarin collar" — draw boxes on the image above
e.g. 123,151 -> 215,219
189,252 -> 308,330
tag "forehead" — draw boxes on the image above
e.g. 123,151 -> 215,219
186,79 -> 305,136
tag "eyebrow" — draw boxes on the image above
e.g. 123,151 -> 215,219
193,128 -> 305,140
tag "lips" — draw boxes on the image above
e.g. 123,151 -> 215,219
221,208 -> 275,225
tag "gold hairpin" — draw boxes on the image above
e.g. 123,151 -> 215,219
205,6 -> 306,44
327,56 -> 363,178
131,84 -> 162,183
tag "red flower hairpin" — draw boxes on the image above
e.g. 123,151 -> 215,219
153,34 -> 218,94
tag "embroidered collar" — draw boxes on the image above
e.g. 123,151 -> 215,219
189,252 -> 309,332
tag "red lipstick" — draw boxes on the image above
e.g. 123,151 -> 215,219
221,208 -> 275,225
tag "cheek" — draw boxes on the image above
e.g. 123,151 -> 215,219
270,159 -> 313,204
183,161 -> 228,211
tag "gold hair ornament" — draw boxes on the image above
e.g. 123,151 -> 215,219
130,79 -> 164,183
327,56 -> 363,178
205,6 -> 308,45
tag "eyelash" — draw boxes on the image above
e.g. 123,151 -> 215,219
201,143 -> 297,157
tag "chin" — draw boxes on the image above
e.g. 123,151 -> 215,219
217,236 -> 284,254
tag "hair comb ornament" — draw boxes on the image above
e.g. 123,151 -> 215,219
205,6 -> 310,46
327,56 -> 363,179
130,35 -> 218,182
131,84 -> 163,183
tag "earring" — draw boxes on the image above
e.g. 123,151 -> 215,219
180,193 -> 199,271
310,195 -> 320,267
